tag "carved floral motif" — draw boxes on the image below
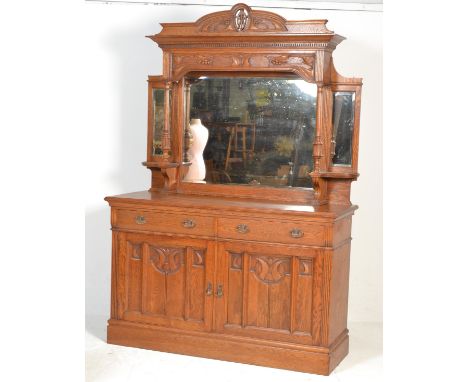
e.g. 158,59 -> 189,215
149,246 -> 184,275
268,55 -> 314,69
172,53 -> 315,82
198,57 -> 213,65
250,256 -> 291,285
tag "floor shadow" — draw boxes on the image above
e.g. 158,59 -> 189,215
85,208 -> 112,341
86,315 -> 108,343
335,322 -> 382,372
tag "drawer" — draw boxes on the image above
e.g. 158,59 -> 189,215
114,209 -> 215,237
217,217 -> 326,246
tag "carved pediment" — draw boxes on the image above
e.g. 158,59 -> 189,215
149,3 -> 340,49
196,3 -> 287,33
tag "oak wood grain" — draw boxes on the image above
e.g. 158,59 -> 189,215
104,2 -> 362,376
108,319 -> 349,375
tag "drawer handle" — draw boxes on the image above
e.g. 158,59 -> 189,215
236,224 -> 250,234
182,219 -> 196,229
216,284 -> 223,298
135,215 -> 146,225
206,282 -> 213,296
290,228 -> 304,238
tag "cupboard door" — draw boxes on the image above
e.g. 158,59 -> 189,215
214,241 -> 325,345
115,232 -> 214,331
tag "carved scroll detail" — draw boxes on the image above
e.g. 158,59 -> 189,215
299,258 -> 313,276
251,15 -> 285,31
128,242 -> 142,260
230,251 -> 243,270
250,256 -> 290,285
149,246 -> 184,275
231,55 -> 245,66
175,55 -> 245,68
193,249 -> 205,267
268,55 -> 313,67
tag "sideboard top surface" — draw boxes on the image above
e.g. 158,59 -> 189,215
105,190 -> 357,220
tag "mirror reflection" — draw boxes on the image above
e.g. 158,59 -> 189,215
185,77 -> 317,188
152,88 -> 165,156
332,92 -> 355,166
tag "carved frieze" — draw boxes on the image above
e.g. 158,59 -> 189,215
172,53 -> 315,82
174,54 -> 242,70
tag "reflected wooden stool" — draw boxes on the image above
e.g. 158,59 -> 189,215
224,122 -> 256,171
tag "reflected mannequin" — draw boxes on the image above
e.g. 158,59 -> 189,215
185,119 -> 209,182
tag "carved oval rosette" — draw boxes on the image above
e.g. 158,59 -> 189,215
196,3 -> 287,33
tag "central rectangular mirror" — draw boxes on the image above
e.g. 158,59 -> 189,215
184,76 -> 317,188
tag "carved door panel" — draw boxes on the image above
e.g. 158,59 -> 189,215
116,232 -> 214,331
214,241 -> 325,345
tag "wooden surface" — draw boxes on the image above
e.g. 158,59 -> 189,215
217,216 -> 326,246
105,3 -> 362,376
108,319 -> 349,376
143,2 -> 362,199
105,190 -> 357,220
106,191 -> 354,375
115,208 -> 216,237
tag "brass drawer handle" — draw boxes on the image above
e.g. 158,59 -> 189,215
182,219 -> 196,229
206,282 -> 213,296
290,228 -> 304,238
216,284 -> 223,298
135,215 -> 146,225
236,224 -> 250,234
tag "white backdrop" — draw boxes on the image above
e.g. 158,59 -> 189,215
84,1 -> 382,324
